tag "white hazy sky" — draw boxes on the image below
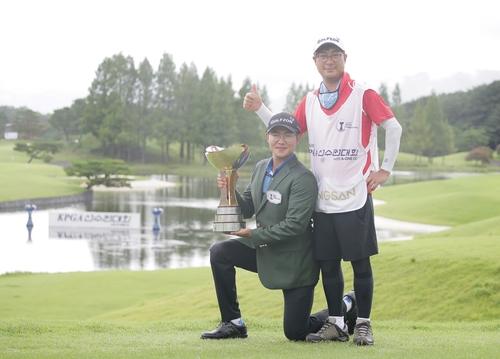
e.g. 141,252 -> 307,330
1,0 -> 500,114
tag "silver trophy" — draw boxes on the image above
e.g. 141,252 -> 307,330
205,144 -> 250,233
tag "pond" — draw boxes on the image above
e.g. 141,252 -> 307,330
0,172 -> 453,275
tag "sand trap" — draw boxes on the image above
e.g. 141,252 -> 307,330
373,199 -> 451,236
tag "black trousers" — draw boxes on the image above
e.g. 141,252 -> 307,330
210,239 -> 328,341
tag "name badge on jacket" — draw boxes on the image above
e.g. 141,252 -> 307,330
266,190 -> 282,205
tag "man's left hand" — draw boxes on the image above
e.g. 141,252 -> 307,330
366,169 -> 390,191
229,228 -> 252,238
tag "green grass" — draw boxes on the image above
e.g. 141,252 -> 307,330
373,173 -> 500,225
1,319 -> 498,358
0,141 -> 86,202
2,139 -> 500,357
394,150 -> 500,172
2,226 -> 500,357
0,162 -> 84,202
2,231 -> 499,324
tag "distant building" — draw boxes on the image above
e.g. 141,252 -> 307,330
4,123 -> 18,140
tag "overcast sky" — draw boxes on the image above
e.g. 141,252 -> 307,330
2,0 -> 499,114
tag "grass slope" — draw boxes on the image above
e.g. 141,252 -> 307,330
2,233 -> 499,324
394,151 -> 500,172
373,173 -> 500,225
0,141 -> 85,202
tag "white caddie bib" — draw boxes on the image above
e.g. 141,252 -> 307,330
306,82 -> 377,213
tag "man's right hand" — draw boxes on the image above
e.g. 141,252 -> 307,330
243,84 -> 262,111
217,173 -> 228,190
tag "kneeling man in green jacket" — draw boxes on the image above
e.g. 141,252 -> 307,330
201,112 -> 356,341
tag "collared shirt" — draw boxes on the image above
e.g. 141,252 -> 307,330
262,153 -> 296,194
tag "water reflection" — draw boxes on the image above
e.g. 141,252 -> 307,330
0,175 -> 254,274
0,173 -> 450,275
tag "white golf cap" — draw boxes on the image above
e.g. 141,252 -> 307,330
313,36 -> 345,53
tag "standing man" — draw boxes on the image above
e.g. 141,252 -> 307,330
201,112 -> 356,341
243,36 -> 402,345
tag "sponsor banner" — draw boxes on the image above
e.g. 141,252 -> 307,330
49,211 -> 141,228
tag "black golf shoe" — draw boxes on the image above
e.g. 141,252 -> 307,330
201,321 -> 248,339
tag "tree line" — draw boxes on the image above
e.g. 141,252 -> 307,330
378,81 -> 500,163
1,52 -> 499,166
59,53 -> 273,164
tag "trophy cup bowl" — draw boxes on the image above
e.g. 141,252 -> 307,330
205,144 -> 250,233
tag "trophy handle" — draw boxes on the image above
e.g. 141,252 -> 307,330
218,171 -> 229,206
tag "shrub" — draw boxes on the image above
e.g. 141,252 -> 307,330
465,146 -> 494,165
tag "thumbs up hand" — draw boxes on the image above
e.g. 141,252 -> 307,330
243,84 -> 262,111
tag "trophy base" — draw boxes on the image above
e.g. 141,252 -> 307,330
213,206 -> 246,233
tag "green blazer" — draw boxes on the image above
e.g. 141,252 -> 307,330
235,155 -> 319,290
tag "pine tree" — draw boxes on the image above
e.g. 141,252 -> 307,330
422,92 -> 453,163
407,99 -> 431,162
